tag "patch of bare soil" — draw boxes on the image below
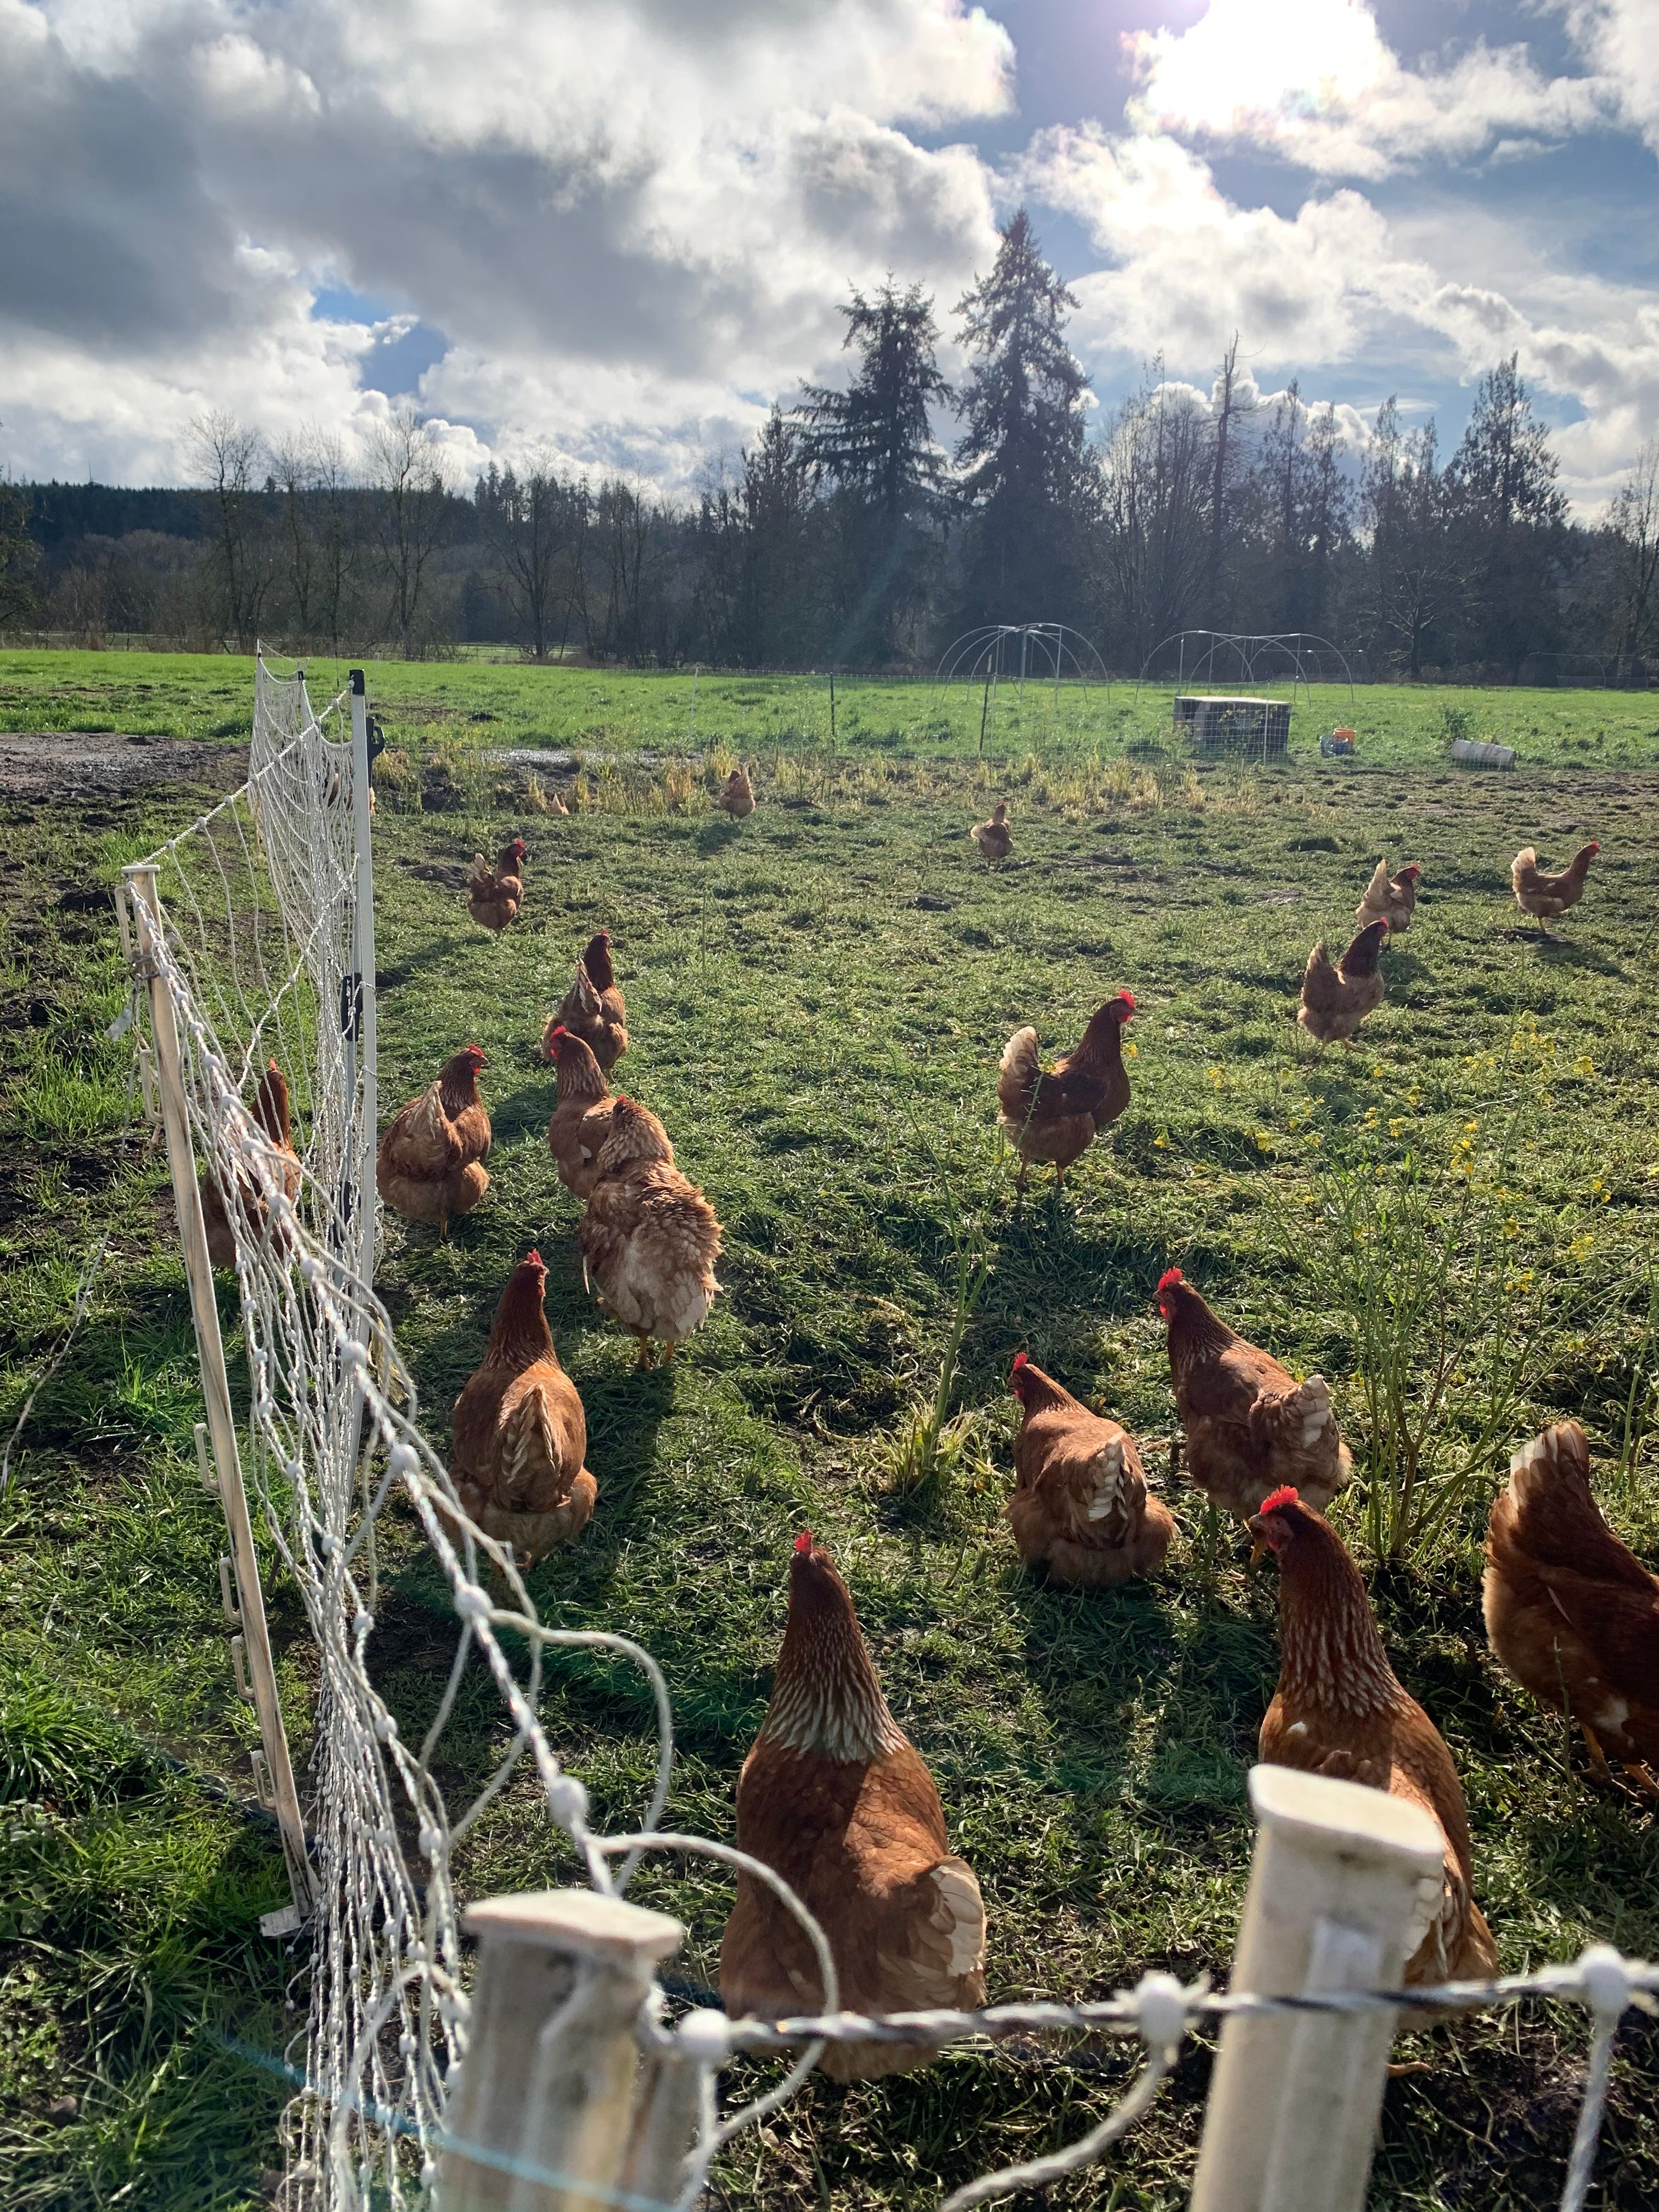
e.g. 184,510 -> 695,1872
0,731 -> 247,802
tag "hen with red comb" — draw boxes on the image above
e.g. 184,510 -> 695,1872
1156,1269 -> 1350,1524
1356,856 -> 1423,935
720,1534 -> 985,2080
996,991 -> 1137,1192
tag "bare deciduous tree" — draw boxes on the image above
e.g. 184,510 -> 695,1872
1606,438 -> 1659,659
365,409 -> 449,648
188,410 -> 273,649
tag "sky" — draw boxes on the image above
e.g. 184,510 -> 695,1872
1,0 -> 1656,514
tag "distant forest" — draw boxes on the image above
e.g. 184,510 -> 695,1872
2,211 -> 1656,681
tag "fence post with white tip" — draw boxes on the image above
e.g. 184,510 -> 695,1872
438,1888 -> 690,2212
1190,1764 -> 1447,2212
125,863 -> 315,1936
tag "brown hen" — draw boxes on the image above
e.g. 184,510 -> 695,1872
717,765 -> 755,818
1298,917 -> 1388,1046
467,838 -> 526,933
375,1045 -> 491,1234
1007,1353 -> 1173,1585
1157,1267 -> 1351,1521
719,1533 -> 986,2080
1485,1422 -> 1659,1793
550,929 -> 628,1071
1512,842 -> 1598,937
449,1249 -> 595,1568
1254,1485 -> 1498,1984
1356,859 -> 1421,934
577,1097 -> 719,1364
544,1025 -> 628,1201
997,990 -> 1135,1190
971,800 -> 1011,861
201,1058 -> 302,1269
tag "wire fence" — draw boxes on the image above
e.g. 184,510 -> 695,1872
110,658 -> 1654,2212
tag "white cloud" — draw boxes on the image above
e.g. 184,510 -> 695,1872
1560,0 -> 1659,151
1127,0 -> 1611,179
1,0 -> 1010,484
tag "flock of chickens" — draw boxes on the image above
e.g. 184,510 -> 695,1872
207,795 -> 1650,2078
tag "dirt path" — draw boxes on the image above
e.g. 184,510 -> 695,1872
0,730 -> 247,802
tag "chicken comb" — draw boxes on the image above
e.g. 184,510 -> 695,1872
525,1248 -> 544,1269
1117,990 -> 1137,1012
1589,840 -> 1601,854
549,1025 -> 567,1042
1259,1485 -> 1300,1515
1011,1350 -> 1028,1377
793,1530 -> 812,1556
1156,1266 -> 1184,1294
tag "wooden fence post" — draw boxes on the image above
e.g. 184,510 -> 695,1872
124,866 -> 315,1934
1190,1764 -> 1446,2212
439,1888 -> 687,2212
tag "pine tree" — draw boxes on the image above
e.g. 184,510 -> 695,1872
794,281 -> 949,662
952,210 -> 1094,623
795,281 -> 950,523
1451,354 -> 1567,670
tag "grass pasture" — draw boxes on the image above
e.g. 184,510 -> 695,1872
3,650 -> 1659,2208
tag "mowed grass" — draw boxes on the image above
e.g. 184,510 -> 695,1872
3,656 -> 1659,2208
4,645 -> 1659,771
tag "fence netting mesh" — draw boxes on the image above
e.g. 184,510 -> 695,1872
114,658 -> 1651,2212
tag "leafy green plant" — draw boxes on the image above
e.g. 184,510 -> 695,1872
1437,700 -> 1474,745
1290,1131 -> 1551,1560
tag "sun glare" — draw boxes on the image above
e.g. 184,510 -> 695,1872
1131,0 -> 1392,129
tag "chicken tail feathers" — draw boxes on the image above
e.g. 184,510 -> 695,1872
1512,846 -> 1538,891
997,1026 -> 1040,1127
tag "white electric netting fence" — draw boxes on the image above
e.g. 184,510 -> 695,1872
113,658 -> 1654,2212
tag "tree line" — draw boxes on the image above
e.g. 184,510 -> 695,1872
3,210 -> 1656,678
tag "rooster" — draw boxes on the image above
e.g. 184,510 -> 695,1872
720,1532 -> 986,2080
1156,1267 -> 1351,1521
467,838 -> 526,933
375,1046 -> 491,1234
1485,1423 -> 1658,1795
577,1097 -> 720,1364
549,929 -> 628,1073
1297,916 -> 1387,1046
1254,1486 -> 1498,1984
971,800 -> 1011,862
997,991 -> 1135,1192
449,1250 -> 596,1570
1356,859 -> 1421,935
202,1058 -> 301,1269
1512,842 -> 1598,938
1007,1353 -> 1173,1585
717,765 -> 755,819
544,1025 -> 629,1201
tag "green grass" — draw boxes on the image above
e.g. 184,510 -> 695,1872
3,655 -> 1658,2208
5,645 -> 1659,771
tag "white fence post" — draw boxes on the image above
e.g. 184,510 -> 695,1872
438,1888 -> 687,2212
1190,1765 -> 1445,2212
124,865 -> 316,1934
346,667 -> 377,1296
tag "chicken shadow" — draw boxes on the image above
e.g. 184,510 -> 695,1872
696,819 -> 746,859
1002,1559 -> 1271,1839
1503,930 -> 1624,976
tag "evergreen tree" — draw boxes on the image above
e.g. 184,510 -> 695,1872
794,280 -> 949,661
952,210 -> 1094,623
796,281 -> 950,523
1451,353 -> 1567,669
